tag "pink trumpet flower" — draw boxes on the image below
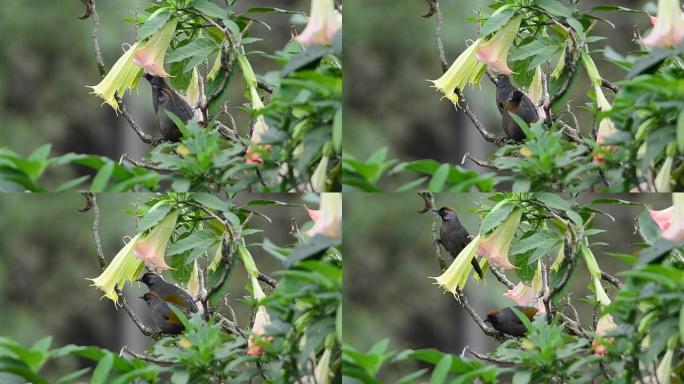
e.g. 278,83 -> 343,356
477,208 -> 522,269
133,211 -> 179,270
476,16 -> 522,75
649,194 -> 684,242
644,0 -> 684,48
133,18 -> 178,77
295,0 -> 342,46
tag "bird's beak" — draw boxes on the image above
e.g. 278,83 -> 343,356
432,209 -> 440,214
136,278 -> 144,283
138,295 -> 145,300
143,73 -> 153,81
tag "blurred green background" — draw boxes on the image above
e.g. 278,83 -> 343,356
0,0 -> 309,182
0,192 -> 312,379
343,192 -> 670,380
344,0 -> 654,189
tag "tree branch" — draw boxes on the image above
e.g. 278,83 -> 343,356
418,192 -> 510,341
426,0 -> 508,146
80,1 -> 160,146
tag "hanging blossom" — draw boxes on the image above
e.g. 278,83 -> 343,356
88,234 -> 144,304
306,193 -> 342,238
477,205 -> 522,269
581,242 -> 617,355
239,240 -> 273,356
644,0 -> 684,48
133,18 -> 178,77
237,50 -> 271,164
504,260 -> 546,313
581,51 -> 617,163
649,193 -> 684,242
295,0 -> 342,46
526,66 -> 547,120
87,43 -> 142,110
476,15 -> 522,75
431,235 -> 482,294
133,211 -> 179,270
428,39 -> 486,106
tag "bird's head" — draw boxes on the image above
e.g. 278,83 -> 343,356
138,272 -> 164,287
496,74 -> 512,87
434,206 -> 457,222
143,73 -> 168,89
507,90 -> 525,106
139,292 -> 156,303
484,310 -> 499,324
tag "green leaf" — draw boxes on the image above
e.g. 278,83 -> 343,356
138,9 -> 172,41
533,193 -> 571,210
333,108 -> 342,153
680,303 -> 684,344
138,204 -> 172,233
282,46 -> 332,77
170,370 -> 190,384
190,0 -> 228,19
56,368 -> 91,384
167,38 -> 217,63
512,371 -> 532,384
191,193 -> 229,212
286,234 -> 339,267
480,7 -> 516,37
429,355 -> 451,384
91,353 -> 114,384
480,200 -> 515,235
676,110 -> 684,153
536,0 -> 573,18
54,176 -> 90,192
167,230 -> 218,256
90,161 -> 115,192
428,164 -> 449,192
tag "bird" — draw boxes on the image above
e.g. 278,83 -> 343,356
140,292 -> 185,334
484,306 -> 539,337
138,272 -> 199,314
434,206 -> 484,279
495,74 -> 539,142
143,74 -> 194,142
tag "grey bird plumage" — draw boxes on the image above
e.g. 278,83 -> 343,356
144,74 -> 194,142
484,306 -> 538,337
434,207 -> 484,279
140,292 -> 185,334
495,74 -> 539,142
138,272 -> 198,313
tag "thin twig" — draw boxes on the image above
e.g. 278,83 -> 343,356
601,79 -> 620,93
461,153 -> 500,170
121,346 -> 174,365
428,0 -> 507,146
463,346 -> 513,365
489,266 -> 514,289
80,193 -> 160,339
121,154 -> 174,173
601,271 -> 623,289
81,1 -> 159,146
418,192 -> 509,340
417,192 -> 448,271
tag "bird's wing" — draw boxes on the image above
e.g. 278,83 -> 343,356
162,292 -> 198,312
167,92 -> 195,121
163,310 -> 183,325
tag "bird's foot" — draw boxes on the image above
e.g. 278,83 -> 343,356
150,137 -> 166,146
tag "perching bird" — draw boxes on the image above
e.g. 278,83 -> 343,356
495,74 -> 539,142
140,292 -> 185,334
138,272 -> 198,313
434,207 -> 484,279
143,74 -> 194,142
484,306 -> 539,337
